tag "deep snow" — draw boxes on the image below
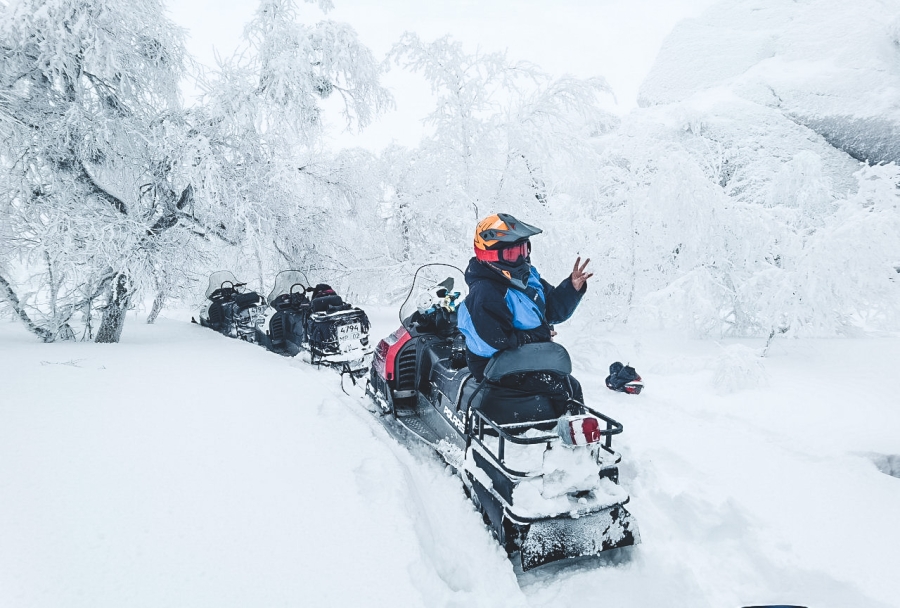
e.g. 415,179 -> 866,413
2,308 -> 899,607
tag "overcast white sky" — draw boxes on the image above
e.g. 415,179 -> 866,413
168,0 -> 719,150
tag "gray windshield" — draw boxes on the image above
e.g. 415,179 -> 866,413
399,264 -> 467,328
267,270 -> 311,302
205,271 -> 242,299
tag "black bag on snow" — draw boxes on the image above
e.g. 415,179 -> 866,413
605,361 -> 643,395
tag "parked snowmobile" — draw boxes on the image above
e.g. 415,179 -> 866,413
196,271 -> 266,342
366,264 -> 640,571
256,270 -> 372,376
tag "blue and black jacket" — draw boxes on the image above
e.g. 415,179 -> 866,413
457,257 -> 585,381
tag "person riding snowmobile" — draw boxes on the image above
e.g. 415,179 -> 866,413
457,213 -> 593,409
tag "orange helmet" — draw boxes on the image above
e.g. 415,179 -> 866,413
473,213 -> 542,256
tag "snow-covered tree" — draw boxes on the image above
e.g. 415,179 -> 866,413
0,0 -> 194,342
384,34 -> 615,280
0,0 -> 393,340
582,98 -> 900,339
189,0 -> 392,294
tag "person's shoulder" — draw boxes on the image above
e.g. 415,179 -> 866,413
468,277 -> 506,298
465,267 -> 507,305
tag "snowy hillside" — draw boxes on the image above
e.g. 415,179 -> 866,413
640,0 -> 900,163
638,0 -> 900,165
580,0 -> 900,338
2,312 -> 899,607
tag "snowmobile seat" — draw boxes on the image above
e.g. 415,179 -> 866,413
234,291 -> 262,309
472,342 -> 574,426
459,373 -> 480,412
311,294 -> 344,313
327,302 -> 352,314
483,341 -> 572,380
471,384 -> 559,426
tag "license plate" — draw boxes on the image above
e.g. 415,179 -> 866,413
338,322 -> 361,343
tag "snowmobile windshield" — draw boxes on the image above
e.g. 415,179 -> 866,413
205,271 -> 243,299
267,270 -> 311,302
399,264 -> 467,329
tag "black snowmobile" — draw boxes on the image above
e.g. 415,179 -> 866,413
196,271 -> 266,342
366,265 -> 640,571
256,270 -> 372,376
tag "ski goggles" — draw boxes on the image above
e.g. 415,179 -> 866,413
475,240 -> 531,263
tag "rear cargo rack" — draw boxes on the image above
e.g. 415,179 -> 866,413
469,404 -> 624,478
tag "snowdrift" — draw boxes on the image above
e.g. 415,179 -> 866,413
638,0 -> 900,165
582,0 -> 900,337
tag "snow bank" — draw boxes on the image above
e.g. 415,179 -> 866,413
580,0 -> 900,337
638,0 -> 900,164
552,318 -> 900,608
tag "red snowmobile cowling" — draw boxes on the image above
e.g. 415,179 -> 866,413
373,326 -> 411,381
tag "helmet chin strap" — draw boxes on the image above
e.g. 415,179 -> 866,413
483,260 -> 530,290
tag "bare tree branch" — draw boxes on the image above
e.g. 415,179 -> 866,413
0,272 -> 54,341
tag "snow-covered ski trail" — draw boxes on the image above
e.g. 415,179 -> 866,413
3,314 -> 900,607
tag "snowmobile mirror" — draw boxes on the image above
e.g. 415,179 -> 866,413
289,283 -> 306,294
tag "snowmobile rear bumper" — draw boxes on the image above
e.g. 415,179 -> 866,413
467,471 -> 640,571
518,503 -> 640,571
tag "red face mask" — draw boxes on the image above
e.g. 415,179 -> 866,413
475,240 -> 531,263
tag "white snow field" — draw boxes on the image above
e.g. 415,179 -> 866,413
2,309 -> 899,608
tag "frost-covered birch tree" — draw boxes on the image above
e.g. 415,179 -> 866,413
0,0 -> 393,340
384,34 -> 614,277
190,0 -> 392,291
586,107 -> 900,338
0,0 -> 197,342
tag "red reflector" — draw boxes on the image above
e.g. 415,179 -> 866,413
581,416 -> 600,443
556,414 -> 603,446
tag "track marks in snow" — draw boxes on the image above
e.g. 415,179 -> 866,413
310,368 -> 525,606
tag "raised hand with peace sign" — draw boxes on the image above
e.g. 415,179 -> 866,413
570,257 -> 593,291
